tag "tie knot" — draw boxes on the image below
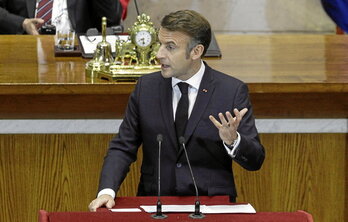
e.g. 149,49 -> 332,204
177,82 -> 189,95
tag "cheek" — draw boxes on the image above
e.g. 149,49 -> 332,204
176,57 -> 191,70
171,51 -> 188,66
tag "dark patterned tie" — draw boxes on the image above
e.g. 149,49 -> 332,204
175,82 -> 189,141
36,0 -> 54,27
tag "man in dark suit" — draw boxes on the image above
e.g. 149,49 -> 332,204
0,0 -> 122,34
89,9 -> 265,211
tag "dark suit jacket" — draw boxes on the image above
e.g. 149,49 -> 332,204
0,0 -> 122,34
98,64 -> 265,201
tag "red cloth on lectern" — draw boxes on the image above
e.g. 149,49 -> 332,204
38,210 -> 49,222
120,0 -> 130,20
38,196 -> 315,222
41,211 -> 314,222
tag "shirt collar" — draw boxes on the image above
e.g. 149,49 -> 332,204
171,60 -> 205,90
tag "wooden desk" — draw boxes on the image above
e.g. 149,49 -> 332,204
0,35 -> 346,118
0,35 -> 346,222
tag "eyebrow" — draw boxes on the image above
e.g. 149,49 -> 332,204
159,39 -> 177,47
158,35 -> 174,44
164,41 -> 176,45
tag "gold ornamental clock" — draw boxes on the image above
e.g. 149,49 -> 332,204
90,14 -> 161,82
129,14 -> 157,65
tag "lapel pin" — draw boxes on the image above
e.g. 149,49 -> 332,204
202,89 -> 208,93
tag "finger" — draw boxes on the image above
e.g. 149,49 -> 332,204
233,108 -> 248,124
225,111 -> 234,124
232,108 -> 240,123
88,197 -> 108,212
28,23 -> 39,35
234,108 -> 248,122
105,199 -> 115,209
239,108 -> 248,117
89,200 -> 98,212
32,18 -> 44,25
218,112 -> 229,126
209,115 -> 222,128
31,28 -> 39,35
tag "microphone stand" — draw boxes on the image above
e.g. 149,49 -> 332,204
179,137 -> 205,219
151,134 -> 167,219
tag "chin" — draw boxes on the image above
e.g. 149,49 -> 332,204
160,70 -> 173,79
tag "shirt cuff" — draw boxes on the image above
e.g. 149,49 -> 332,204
97,188 -> 116,199
223,131 -> 241,158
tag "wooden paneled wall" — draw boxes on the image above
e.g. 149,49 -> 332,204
0,133 -> 346,222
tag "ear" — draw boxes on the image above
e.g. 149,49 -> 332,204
190,44 -> 204,60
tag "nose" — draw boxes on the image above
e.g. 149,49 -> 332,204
156,45 -> 165,60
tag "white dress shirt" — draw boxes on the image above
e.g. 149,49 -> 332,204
51,0 -> 73,31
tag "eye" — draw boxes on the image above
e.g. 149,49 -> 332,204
166,44 -> 176,51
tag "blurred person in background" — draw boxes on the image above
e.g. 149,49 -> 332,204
0,0 -> 123,35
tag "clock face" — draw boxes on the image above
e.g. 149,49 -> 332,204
135,30 -> 152,47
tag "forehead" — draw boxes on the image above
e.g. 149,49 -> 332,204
158,27 -> 191,45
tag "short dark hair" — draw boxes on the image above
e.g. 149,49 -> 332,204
161,10 -> 211,56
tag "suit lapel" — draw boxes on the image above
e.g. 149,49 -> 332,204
177,65 -> 215,157
159,77 -> 177,149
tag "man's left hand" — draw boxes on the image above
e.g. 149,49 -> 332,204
209,108 -> 248,145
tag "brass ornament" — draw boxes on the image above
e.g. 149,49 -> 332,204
85,17 -> 114,79
86,14 -> 161,82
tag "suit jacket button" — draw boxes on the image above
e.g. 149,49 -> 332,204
176,163 -> 182,168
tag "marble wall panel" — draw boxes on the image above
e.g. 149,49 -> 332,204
123,0 -> 336,33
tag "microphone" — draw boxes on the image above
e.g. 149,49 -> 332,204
179,137 -> 205,219
151,134 -> 167,219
